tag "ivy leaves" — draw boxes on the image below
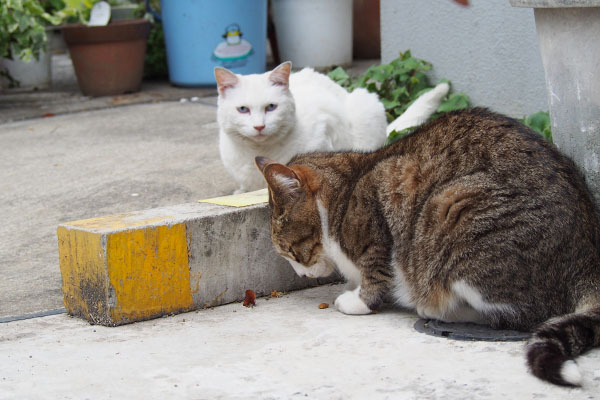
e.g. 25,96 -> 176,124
0,0 -> 63,62
329,51 -> 553,144
520,111 -> 552,142
329,51 -> 445,123
328,50 -> 470,144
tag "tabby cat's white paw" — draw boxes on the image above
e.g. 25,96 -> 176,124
334,287 -> 371,315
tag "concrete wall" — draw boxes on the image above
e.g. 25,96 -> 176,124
381,0 -> 548,118
519,3 -> 600,206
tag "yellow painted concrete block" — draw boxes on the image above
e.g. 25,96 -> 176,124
56,197 -> 326,326
58,222 -> 193,326
58,227 -> 109,324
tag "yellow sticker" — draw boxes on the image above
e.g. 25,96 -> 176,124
198,188 -> 268,207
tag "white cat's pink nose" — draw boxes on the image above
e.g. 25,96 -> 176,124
254,125 -> 265,132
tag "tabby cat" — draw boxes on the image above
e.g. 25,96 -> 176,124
255,108 -> 600,387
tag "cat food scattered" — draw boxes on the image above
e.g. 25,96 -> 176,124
318,303 -> 329,309
243,289 -> 256,307
271,290 -> 282,298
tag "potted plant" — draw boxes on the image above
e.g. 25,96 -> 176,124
60,0 -> 150,96
0,0 -> 63,90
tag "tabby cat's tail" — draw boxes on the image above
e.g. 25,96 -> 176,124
526,304 -> 600,386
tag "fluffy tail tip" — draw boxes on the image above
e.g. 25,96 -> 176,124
560,360 -> 583,386
527,342 -> 583,387
434,82 -> 450,96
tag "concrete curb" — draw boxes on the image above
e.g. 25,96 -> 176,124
57,193 -> 334,326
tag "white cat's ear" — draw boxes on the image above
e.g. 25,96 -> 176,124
262,163 -> 301,201
269,61 -> 292,88
214,67 -> 239,96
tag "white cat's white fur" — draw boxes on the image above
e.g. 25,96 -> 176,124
386,82 -> 450,134
215,62 -> 449,194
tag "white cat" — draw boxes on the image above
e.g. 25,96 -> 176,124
215,62 -> 448,194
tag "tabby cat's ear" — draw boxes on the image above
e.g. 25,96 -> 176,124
269,61 -> 292,88
255,156 -> 274,173
214,67 -> 239,96
261,162 -> 301,202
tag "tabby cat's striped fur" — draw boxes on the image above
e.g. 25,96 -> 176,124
256,108 -> 600,387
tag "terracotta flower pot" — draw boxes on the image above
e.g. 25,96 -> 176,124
62,19 -> 150,97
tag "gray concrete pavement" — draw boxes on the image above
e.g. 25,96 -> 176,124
0,99 -> 235,319
0,54 -> 217,124
1,53 -> 230,320
2,284 -> 600,399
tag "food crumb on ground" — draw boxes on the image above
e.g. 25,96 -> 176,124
243,290 -> 256,307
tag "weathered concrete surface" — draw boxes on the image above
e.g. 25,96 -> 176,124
515,4 -> 600,207
185,202 -> 335,310
58,200 -> 332,326
0,54 -> 217,123
0,100 -> 235,319
1,284 -> 599,399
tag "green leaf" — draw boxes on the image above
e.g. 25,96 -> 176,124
17,13 -> 32,31
370,65 -> 392,82
328,67 -> 350,85
386,127 -> 418,145
391,86 -> 408,101
41,11 -> 63,25
396,73 -> 409,83
380,97 -> 400,109
355,73 -> 369,88
402,58 -> 422,72
525,111 -> 551,134
521,111 -> 552,142
437,93 -> 470,113
366,82 -> 378,93
6,20 -> 20,34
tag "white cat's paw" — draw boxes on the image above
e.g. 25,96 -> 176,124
334,287 -> 371,315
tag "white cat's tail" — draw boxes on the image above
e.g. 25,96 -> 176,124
386,82 -> 450,135
345,87 -> 388,151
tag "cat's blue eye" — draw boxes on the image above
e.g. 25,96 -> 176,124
237,106 -> 250,114
265,104 -> 277,112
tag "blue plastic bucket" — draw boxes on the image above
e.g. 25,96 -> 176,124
156,0 -> 267,86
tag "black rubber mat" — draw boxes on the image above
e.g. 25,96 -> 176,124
414,318 -> 531,342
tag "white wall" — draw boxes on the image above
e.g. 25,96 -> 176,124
381,0 -> 548,117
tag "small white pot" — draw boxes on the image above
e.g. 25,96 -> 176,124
271,0 -> 353,69
0,49 -> 51,91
